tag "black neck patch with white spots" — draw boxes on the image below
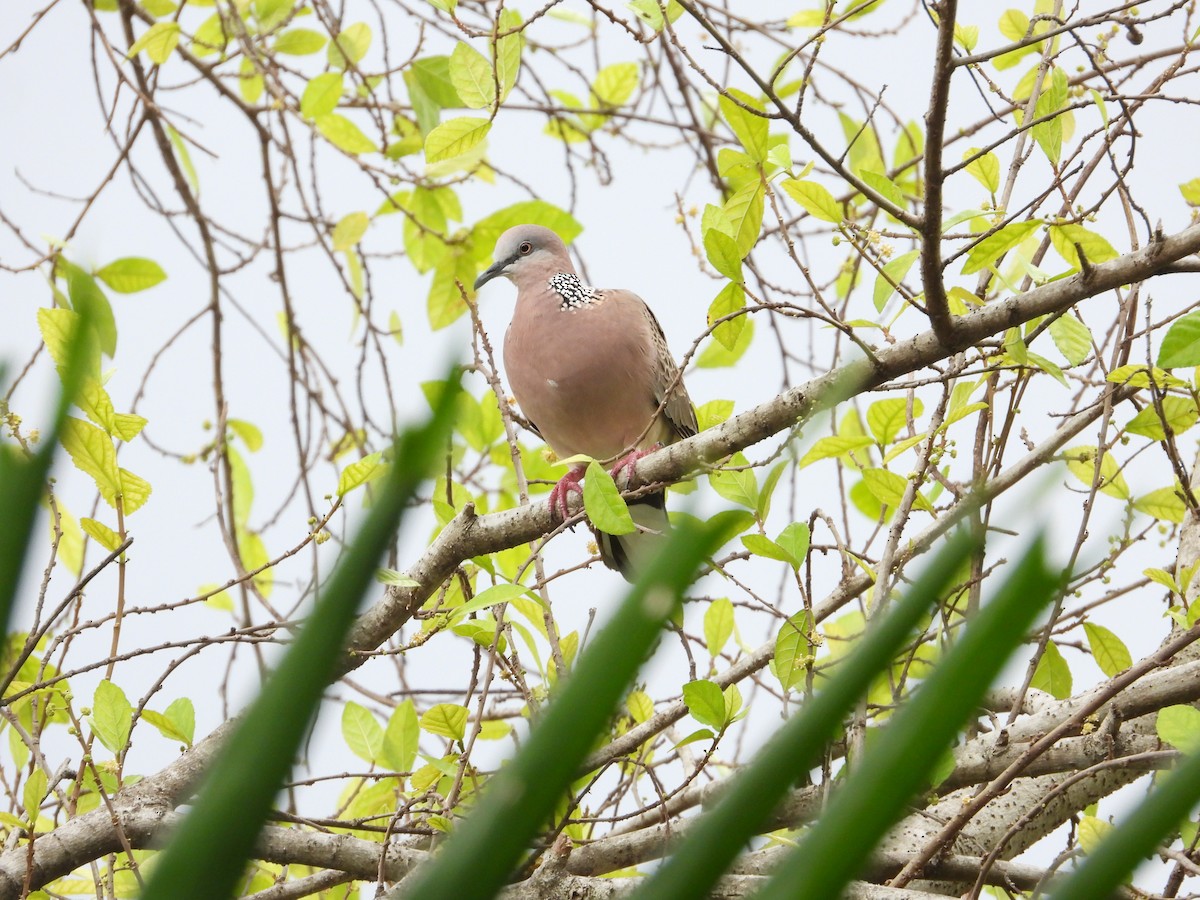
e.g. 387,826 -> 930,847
548,272 -> 600,311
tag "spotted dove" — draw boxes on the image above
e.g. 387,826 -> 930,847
474,224 -> 697,580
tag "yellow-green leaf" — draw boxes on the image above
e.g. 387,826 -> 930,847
703,229 -> 743,282
381,699 -> 420,772
592,62 -> 639,107
60,417 -> 120,506
708,282 -> 745,351
1125,397 -> 1199,441
315,113 -> 377,154
421,703 -> 468,741
338,451 -> 385,495
963,147 -> 999,194
128,21 -> 180,64
81,517 -> 122,552
1082,622 -> 1130,677
1030,641 -> 1072,699
424,116 -> 490,163
327,22 -> 371,69
449,42 -> 496,109
1062,445 -> 1129,500
781,178 -> 842,224
1159,705 -> 1200,753
1049,223 -> 1118,270
1133,486 -> 1187,524
873,250 -> 920,311
89,680 -> 132,755
274,28 -> 326,55
703,597 -> 733,657
342,701 -> 384,763
719,88 -> 768,163
301,72 -> 344,119
332,211 -> 369,251
1048,314 -> 1092,365
95,257 -> 167,293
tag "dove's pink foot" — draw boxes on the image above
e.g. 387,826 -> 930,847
610,444 -> 662,487
548,465 -> 586,521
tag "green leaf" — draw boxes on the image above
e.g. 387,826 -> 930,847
327,22 -> 370,69
342,701 -> 385,763
332,212 -> 369,251
1158,705 -> 1200,753
1133,486 -> 1187,524
23,769 -> 47,823
424,116 -> 490,163
872,250 -> 919,311
315,113 -> 377,154
962,147 -> 1000,194
703,598 -> 734,657
64,263 -> 117,358
90,680 -> 132,755
421,703 -> 469,741
1082,623 -> 1130,677
1180,178 -> 1200,206
707,282 -> 745,351
772,611 -> 813,692
274,28 -> 326,55
741,534 -> 797,566
1030,641 -> 1072,699
1062,445 -> 1130,500
300,72 -> 344,118
128,21 -> 180,64
337,451 -> 385,495
708,454 -> 758,508
583,461 -> 636,535
452,583 -> 531,621
780,178 -> 842,224
961,220 -> 1041,275
1158,310 -> 1200,368
95,257 -> 167,293
683,680 -> 727,731
703,229 -> 743,282
1125,397 -> 1199,441
776,522 -> 809,566
164,697 -> 195,745
449,42 -> 496,109
382,699 -> 420,772
1048,314 -> 1092,365
592,62 -> 639,106
719,88 -> 768,162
